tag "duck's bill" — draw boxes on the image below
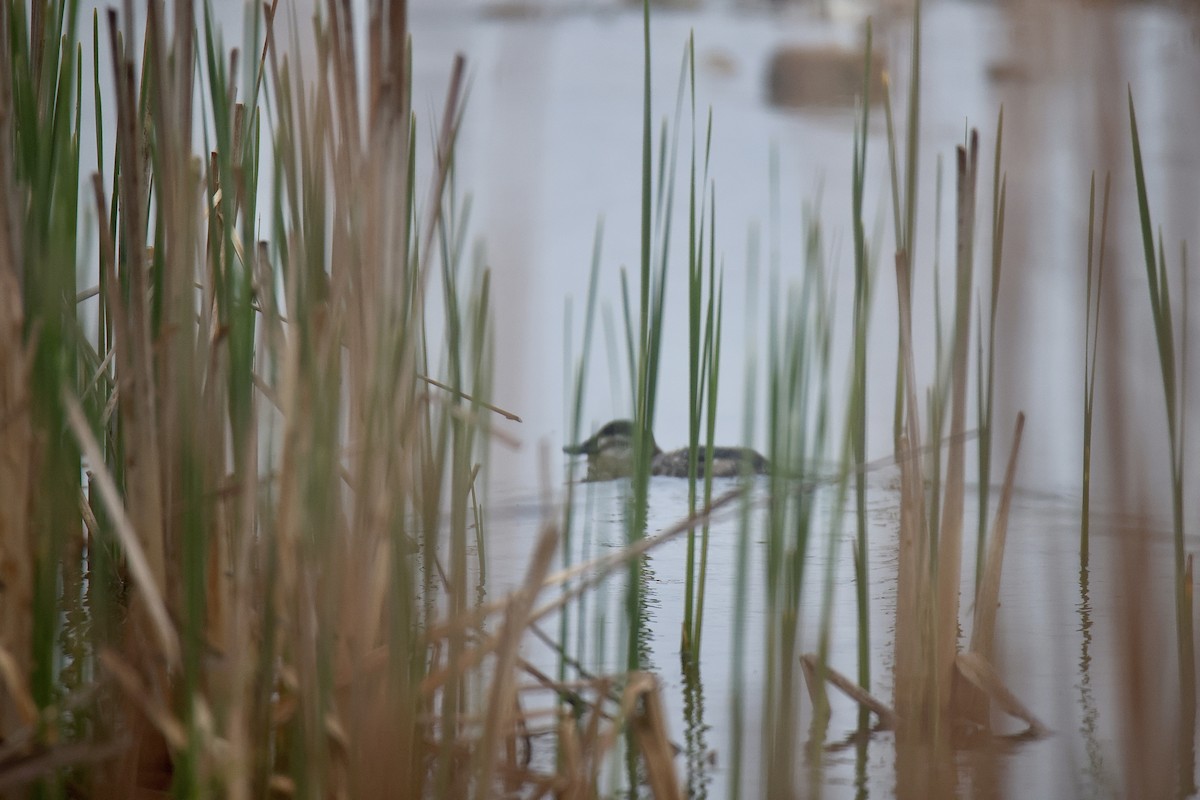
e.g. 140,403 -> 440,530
562,441 -> 595,456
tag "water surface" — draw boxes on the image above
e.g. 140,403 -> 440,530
414,1 -> 1200,795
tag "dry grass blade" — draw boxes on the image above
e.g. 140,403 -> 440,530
630,672 -> 682,800
970,412 -> 1025,661
892,434 -> 923,727
936,130 -> 979,717
418,374 -> 523,422
893,248 -> 931,733
800,654 -> 898,730
63,392 -> 180,668
531,485 -> 743,624
954,652 -> 1047,736
416,54 -> 468,298
422,488 -> 745,697
0,646 -> 37,726
97,650 -> 187,751
502,693 -> 531,793
0,738 -> 128,794
475,520 -> 560,795
424,483 -> 746,659
556,715 -> 584,800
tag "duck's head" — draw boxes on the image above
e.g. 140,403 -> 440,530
563,420 -> 661,481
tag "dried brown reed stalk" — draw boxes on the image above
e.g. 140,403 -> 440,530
65,393 -> 180,668
935,130 -> 979,719
968,412 -> 1024,664
949,412 -> 1033,736
953,653 -> 1044,737
804,410 -> 1038,742
800,655 -> 898,730
893,247 -> 935,738
886,146 -> 1041,773
6,0 -> 550,794
630,672 -> 683,800
475,520 -> 560,792
995,2 -> 1200,795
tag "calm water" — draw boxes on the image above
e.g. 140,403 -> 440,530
410,0 -> 1200,503
481,471 -> 1187,797
410,0 -> 1200,796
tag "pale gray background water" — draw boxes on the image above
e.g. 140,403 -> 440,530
403,0 -> 1200,508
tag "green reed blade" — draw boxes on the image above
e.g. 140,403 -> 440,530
976,108 -> 1005,594
1128,87 -> 1196,798
1081,172 -> 1109,562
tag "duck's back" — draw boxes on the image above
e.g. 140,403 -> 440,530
652,446 -> 769,478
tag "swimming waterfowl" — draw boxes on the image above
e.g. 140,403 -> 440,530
563,419 -> 769,482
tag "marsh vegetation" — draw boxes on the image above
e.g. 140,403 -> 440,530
0,0 -> 1197,797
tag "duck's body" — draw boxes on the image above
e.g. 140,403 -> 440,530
653,445 -> 770,478
564,420 -> 769,482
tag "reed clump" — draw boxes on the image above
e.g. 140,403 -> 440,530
0,1 -> 683,797
799,13 -> 1045,783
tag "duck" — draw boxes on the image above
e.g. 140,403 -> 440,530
563,419 -> 769,482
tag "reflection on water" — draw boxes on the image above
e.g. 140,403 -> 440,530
681,666 -> 712,800
1075,561 -> 1109,798
479,468 -> 1197,796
